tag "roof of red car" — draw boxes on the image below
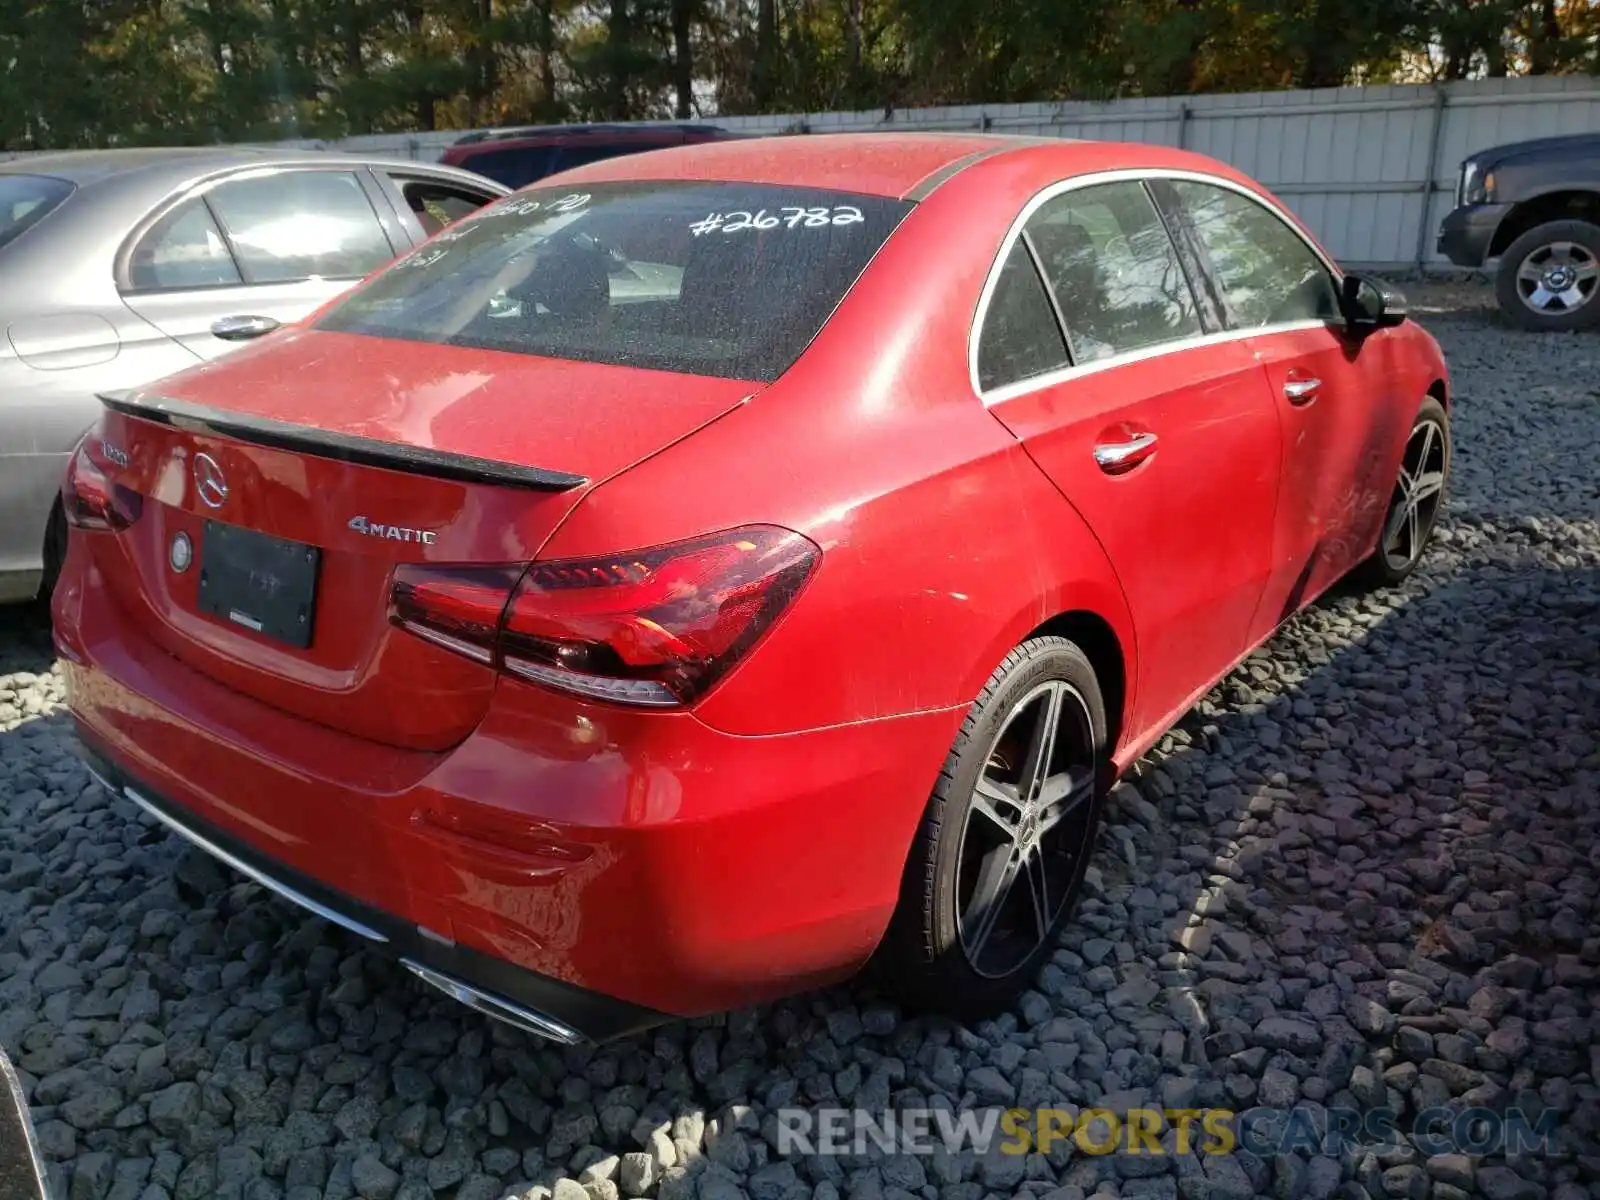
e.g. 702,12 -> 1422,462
539,132 -> 1078,200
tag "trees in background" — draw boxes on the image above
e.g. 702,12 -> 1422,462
0,0 -> 1594,150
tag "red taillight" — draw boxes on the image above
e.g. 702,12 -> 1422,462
391,564 -> 523,663
503,525 -> 819,707
63,438 -> 142,531
390,526 -> 820,708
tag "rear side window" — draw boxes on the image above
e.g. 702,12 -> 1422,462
206,170 -> 394,284
1025,181 -> 1202,364
394,178 -> 499,237
0,174 -> 74,252
317,182 -> 912,383
459,147 -> 556,189
977,239 -> 1070,391
129,200 -> 242,290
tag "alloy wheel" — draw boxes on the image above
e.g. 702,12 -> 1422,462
1381,417 -> 1447,573
956,679 -> 1098,979
1515,241 -> 1599,316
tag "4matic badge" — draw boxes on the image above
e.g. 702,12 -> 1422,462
348,515 -> 438,545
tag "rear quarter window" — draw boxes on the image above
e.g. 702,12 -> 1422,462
316,182 -> 912,383
0,174 -> 75,252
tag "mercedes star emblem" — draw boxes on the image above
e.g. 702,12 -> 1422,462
193,453 -> 228,509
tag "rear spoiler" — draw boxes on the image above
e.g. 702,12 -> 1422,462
98,391 -> 588,493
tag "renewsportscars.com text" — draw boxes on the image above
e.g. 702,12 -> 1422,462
775,1105 -> 1562,1159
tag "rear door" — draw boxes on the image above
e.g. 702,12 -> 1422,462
980,177 -> 1283,737
1155,179 -> 1397,635
119,167 -> 401,361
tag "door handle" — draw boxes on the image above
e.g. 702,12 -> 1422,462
211,314 -> 282,342
1093,431 -> 1159,473
1283,375 -> 1321,404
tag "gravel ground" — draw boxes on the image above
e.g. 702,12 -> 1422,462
2,276 -> 1597,1200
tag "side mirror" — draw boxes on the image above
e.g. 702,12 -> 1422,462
1341,273 -> 1408,333
0,1049 -> 50,1200
210,314 -> 282,342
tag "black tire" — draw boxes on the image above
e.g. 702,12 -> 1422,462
1350,396 -> 1450,591
876,636 -> 1108,1021
38,501 -> 67,603
1495,219 -> 1600,332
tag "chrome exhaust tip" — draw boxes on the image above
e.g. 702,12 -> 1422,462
400,960 -> 583,1045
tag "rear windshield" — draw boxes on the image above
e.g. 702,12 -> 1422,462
0,174 -> 74,251
317,181 -> 912,382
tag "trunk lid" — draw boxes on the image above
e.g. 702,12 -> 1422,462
89,328 -> 757,751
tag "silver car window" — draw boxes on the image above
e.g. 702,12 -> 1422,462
206,170 -> 393,285
0,174 -> 75,252
128,200 -> 243,291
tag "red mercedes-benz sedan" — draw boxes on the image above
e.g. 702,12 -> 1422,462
53,133 -> 1451,1042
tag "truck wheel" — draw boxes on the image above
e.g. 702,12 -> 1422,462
1496,219 -> 1600,331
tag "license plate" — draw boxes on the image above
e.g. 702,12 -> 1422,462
197,521 -> 320,649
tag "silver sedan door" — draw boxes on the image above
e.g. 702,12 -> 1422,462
119,166 -> 402,359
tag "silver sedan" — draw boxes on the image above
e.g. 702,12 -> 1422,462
0,147 -> 508,603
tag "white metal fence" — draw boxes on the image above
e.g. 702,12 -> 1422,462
8,76 -> 1599,268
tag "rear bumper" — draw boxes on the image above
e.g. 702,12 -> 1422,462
79,743 -> 658,1043
54,539 -> 962,1034
1436,203 -> 1512,268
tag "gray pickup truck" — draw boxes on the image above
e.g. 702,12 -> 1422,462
1437,132 -> 1600,331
